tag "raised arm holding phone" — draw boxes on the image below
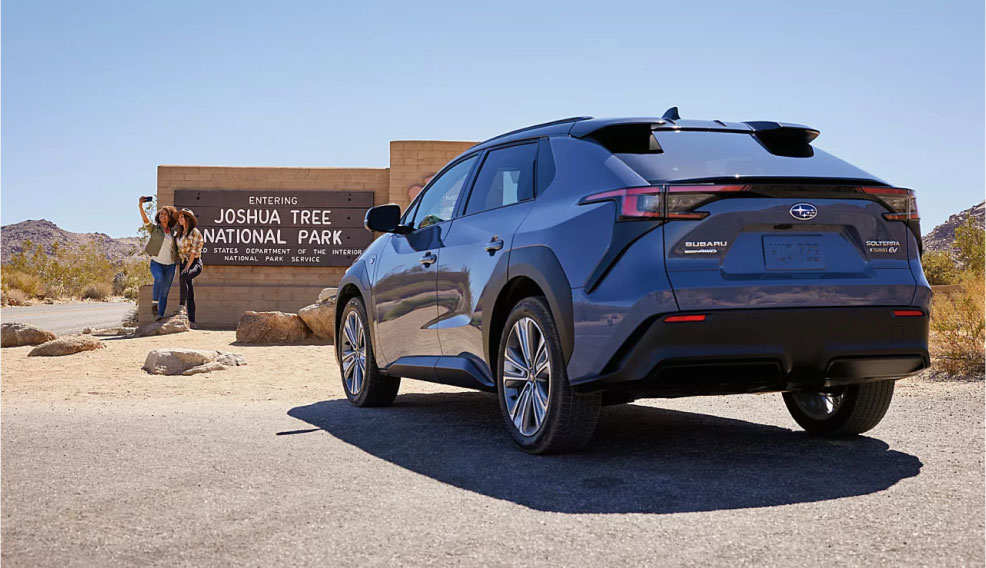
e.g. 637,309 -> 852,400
139,196 -> 179,320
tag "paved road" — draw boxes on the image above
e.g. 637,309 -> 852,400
1,379 -> 982,566
1,301 -> 133,334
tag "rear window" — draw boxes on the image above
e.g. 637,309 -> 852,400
614,131 -> 879,183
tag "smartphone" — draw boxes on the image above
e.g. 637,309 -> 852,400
141,196 -> 153,203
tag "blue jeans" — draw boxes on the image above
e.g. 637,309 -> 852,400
149,260 -> 177,317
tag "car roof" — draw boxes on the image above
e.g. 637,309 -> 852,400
451,115 -> 819,163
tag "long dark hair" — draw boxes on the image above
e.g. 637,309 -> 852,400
175,209 -> 197,238
157,206 -> 178,230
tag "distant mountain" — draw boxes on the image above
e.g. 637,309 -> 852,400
922,202 -> 986,254
1,219 -> 144,263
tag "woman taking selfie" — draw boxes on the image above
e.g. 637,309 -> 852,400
138,197 -> 179,320
174,208 -> 204,325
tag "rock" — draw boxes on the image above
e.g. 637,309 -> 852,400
298,303 -> 335,342
236,311 -> 314,344
81,327 -> 95,334
216,352 -> 247,367
182,361 -> 227,375
135,314 -> 190,337
2,322 -> 58,347
89,327 -> 134,336
142,348 -> 246,375
317,287 -> 338,303
28,335 -> 104,357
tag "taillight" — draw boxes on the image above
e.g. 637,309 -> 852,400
666,185 -> 746,219
580,186 -> 664,219
861,187 -> 919,221
580,185 -> 746,221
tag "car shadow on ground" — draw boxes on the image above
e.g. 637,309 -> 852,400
287,392 -> 922,514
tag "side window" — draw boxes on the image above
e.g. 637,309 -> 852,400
410,156 -> 477,230
464,143 -> 537,216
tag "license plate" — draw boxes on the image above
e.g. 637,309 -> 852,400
763,236 -> 825,270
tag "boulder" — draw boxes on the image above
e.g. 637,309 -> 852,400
236,311 -> 314,344
135,314 -> 190,337
143,348 -> 247,375
28,335 -> 104,357
2,322 -> 57,347
298,303 -> 335,342
317,287 -> 338,303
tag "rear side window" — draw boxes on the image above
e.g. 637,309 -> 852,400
464,143 -> 536,215
614,131 -> 878,183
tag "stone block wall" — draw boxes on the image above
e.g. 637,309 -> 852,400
145,139 -> 476,328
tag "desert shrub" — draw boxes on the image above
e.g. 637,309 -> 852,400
2,268 -> 47,297
117,257 -> 152,300
922,250 -> 958,285
930,272 -> 985,376
81,281 -> 113,300
3,288 -> 30,306
6,238 -> 132,299
954,217 -> 985,274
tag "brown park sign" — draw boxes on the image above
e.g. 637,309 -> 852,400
174,189 -> 375,266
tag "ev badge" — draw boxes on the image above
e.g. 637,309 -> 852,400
789,203 -> 818,221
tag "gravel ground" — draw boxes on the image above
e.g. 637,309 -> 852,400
1,331 -> 983,566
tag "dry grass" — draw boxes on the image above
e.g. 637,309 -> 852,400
81,282 -> 113,300
930,272 -> 985,376
2,288 -> 30,306
2,269 -> 47,298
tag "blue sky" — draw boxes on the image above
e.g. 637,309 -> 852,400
2,0 -> 983,237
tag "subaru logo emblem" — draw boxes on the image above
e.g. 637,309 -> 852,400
790,203 -> 818,220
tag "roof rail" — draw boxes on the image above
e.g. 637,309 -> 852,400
478,116 -> 593,145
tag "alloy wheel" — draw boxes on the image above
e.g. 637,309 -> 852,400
341,311 -> 367,396
502,317 -> 551,437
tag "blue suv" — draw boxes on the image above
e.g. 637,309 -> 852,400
336,112 -> 930,453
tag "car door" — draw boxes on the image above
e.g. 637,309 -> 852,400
435,141 -> 538,366
371,155 -> 478,367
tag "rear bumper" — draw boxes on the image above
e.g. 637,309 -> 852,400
571,306 -> 929,397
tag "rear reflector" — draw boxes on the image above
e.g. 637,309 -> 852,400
664,314 -> 707,323
892,309 -> 925,317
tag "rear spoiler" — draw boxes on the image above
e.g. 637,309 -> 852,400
570,117 -> 821,158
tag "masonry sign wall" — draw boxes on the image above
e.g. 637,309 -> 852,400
174,189 -> 374,266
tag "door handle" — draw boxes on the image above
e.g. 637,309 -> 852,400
484,237 -> 504,254
420,252 -> 437,266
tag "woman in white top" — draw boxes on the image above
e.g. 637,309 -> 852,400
139,199 -> 179,320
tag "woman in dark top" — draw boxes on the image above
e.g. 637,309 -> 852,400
174,209 -> 205,324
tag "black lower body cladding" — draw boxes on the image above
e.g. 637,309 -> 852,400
572,306 -> 929,397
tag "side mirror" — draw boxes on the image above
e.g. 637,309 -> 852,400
364,204 -> 405,233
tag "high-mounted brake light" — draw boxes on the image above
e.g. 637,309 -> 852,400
664,314 -> 707,323
860,187 -> 919,221
892,309 -> 925,317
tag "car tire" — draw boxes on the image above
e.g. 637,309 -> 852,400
783,380 -> 895,436
337,297 -> 400,407
496,297 -> 601,454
